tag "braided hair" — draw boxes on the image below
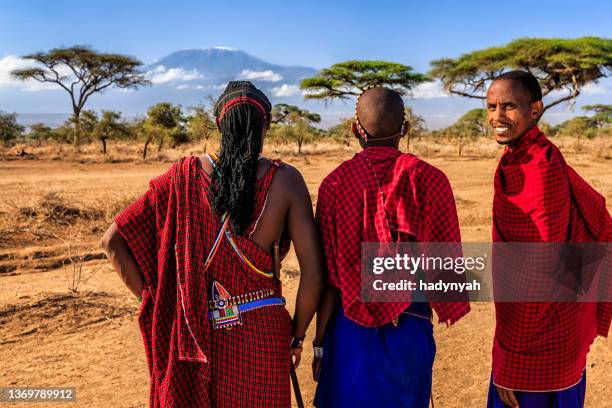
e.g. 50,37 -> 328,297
211,81 -> 272,235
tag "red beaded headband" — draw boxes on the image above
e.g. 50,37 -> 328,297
216,96 -> 269,127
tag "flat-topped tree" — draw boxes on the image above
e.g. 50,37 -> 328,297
430,37 -> 612,113
271,104 -> 322,154
582,104 -> 611,128
94,111 -> 130,154
11,46 -> 150,147
272,103 -> 321,124
300,60 -> 427,100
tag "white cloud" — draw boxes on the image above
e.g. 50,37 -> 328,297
176,84 -> 189,90
581,83 -> 606,95
213,46 -> 237,51
0,55 -> 70,91
548,82 -> 608,98
272,84 -> 300,97
146,65 -> 203,84
412,81 -> 449,99
238,69 -> 283,82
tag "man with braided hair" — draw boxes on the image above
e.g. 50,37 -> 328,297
312,87 -> 470,407
101,81 -> 324,407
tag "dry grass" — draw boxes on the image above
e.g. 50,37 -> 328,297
1,134 -> 609,163
0,135 -> 609,407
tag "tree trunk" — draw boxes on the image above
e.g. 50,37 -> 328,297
406,132 -> 411,151
298,139 -> 302,154
143,139 -> 150,159
158,136 -> 163,152
458,137 -> 463,157
101,137 -> 107,154
73,111 -> 81,151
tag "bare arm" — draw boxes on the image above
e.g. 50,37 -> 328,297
313,284 -> 338,346
100,222 -> 144,298
284,167 -> 325,341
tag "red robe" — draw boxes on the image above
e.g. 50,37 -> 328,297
316,146 -> 470,327
115,156 -> 292,407
492,126 -> 611,391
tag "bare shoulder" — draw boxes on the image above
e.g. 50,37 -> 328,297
270,162 -> 310,200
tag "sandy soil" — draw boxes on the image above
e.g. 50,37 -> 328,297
0,141 -> 610,407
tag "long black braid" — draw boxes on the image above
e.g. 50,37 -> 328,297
211,85 -> 270,235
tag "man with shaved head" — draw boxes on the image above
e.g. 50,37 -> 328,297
486,71 -> 611,408
311,87 -> 470,407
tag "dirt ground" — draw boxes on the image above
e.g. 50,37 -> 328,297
0,139 -> 610,407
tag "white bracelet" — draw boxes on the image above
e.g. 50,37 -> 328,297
313,346 -> 324,358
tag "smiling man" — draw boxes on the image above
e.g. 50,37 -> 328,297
486,70 -> 611,408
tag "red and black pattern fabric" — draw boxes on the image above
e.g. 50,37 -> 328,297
115,155 -> 292,407
316,146 -> 470,327
492,126 -> 611,391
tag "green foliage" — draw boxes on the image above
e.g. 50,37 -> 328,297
404,107 -> 427,151
187,104 -> 218,151
28,123 -> 54,144
326,117 -> 354,146
268,120 -> 324,154
430,37 -> 612,112
272,103 -> 321,124
145,102 -> 189,150
433,108 -> 489,156
94,111 -> 130,153
300,60 -> 428,100
0,111 -> 25,145
582,104 -> 612,128
555,116 -> 599,140
267,104 -> 324,153
11,45 -> 150,146
456,108 -> 488,137
538,121 -> 556,137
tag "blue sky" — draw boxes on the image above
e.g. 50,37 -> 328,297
1,0 -> 611,128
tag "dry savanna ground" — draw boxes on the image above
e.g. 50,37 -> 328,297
0,136 -> 610,407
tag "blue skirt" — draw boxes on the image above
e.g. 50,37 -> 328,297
314,303 -> 435,408
487,371 -> 586,408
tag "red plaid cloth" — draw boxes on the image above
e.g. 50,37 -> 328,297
492,126 -> 611,391
115,156 -> 292,407
316,146 -> 470,327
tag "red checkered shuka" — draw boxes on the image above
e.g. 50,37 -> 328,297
114,155 -> 292,407
316,146 -> 471,327
492,126 -> 611,391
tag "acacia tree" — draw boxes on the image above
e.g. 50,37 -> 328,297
556,116 -> 597,141
442,109 -> 488,156
0,111 -> 24,146
94,110 -> 129,154
272,103 -> 321,124
68,109 -> 98,143
188,104 -> 217,153
327,117 -> 354,146
271,104 -> 322,153
146,102 -> 187,152
300,60 -> 428,99
582,104 -> 611,128
404,107 -> 426,151
430,37 -> 612,113
11,46 -> 150,148
28,123 -> 53,146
